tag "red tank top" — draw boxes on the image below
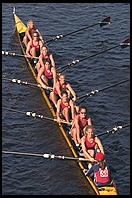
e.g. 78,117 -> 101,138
85,136 -> 96,150
31,40 -> 40,51
73,114 -> 89,130
60,99 -> 70,110
53,82 -> 67,95
42,53 -> 50,60
44,68 -> 53,79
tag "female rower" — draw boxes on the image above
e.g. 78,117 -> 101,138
23,19 -> 44,47
36,46 -> 55,73
56,91 -> 75,123
50,74 -> 77,108
85,152 -> 111,187
37,59 -> 57,89
81,125 -> 104,164
26,31 -> 43,59
70,105 -> 92,146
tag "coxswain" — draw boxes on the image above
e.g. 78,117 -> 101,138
23,19 -> 44,47
36,46 -> 55,73
56,91 -> 75,123
70,105 -> 92,146
26,31 -> 43,59
81,125 -> 104,165
37,59 -> 57,89
85,152 -> 111,187
50,74 -> 77,108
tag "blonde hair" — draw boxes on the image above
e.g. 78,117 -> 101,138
84,125 -> 94,136
27,20 -> 34,27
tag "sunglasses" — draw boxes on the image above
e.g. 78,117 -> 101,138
80,112 -> 86,114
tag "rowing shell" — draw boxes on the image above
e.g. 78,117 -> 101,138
13,8 -> 118,195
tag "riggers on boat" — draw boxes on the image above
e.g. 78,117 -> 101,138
13,8 -> 118,195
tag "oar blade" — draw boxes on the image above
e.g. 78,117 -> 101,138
100,16 -> 111,27
120,38 -> 130,48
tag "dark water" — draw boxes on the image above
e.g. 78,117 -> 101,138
2,3 -> 130,195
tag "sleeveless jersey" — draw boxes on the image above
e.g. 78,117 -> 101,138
42,53 -> 50,60
60,99 -> 71,110
31,40 -> 40,51
85,136 -> 96,150
73,114 -> 90,130
53,82 -> 67,95
44,68 -> 53,79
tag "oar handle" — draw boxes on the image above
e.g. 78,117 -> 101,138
2,107 -> 71,126
2,50 -> 39,59
2,77 -> 53,91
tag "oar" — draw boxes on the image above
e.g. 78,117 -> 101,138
2,106 -> 72,126
45,16 -> 110,44
2,50 -> 39,59
2,150 -> 90,162
77,79 -> 129,100
57,38 -> 130,72
2,77 -> 53,91
96,124 -> 130,137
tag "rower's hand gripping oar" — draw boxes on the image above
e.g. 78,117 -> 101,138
96,124 -> 130,137
77,79 -> 129,101
45,16 -> 110,44
2,150 -> 91,162
57,38 -> 130,72
2,50 -> 39,59
2,106 -> 72,126
2,77 -> 53,91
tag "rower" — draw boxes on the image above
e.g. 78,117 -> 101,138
81,125 -> 104,165
23,19 -> 44,47
36,46 -> 55,73
50,74 -> 77,108
70,105 -> 92,146
37,59 -> 57,89
56,91 -> 75,123
85,152 -> 111,187
26,31 -> 43,60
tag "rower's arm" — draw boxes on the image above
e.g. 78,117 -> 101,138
87,117 -> 92,126
70,100 -> 75,120
74,116 -> 81,144
67,84 -> 77,101
37,67 -> 47,89
26,29 -> 32,41
36,29 -> 44,44
26,41 -> 32,57
39,41 -> 44,50
50,54 -> 55,67
55,82 -> 62,98
81,137 -> 96,162
51,67 -> 57,87
39,56 -> 45,67
95,137 -> 105,155
56,100 -> 61,123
